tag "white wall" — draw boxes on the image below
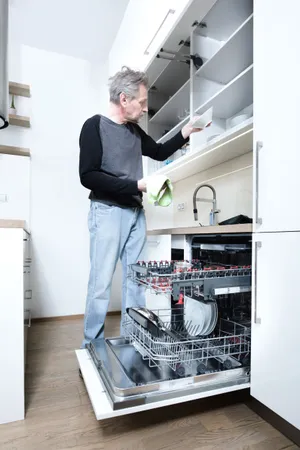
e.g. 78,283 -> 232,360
0,0 -> 131,317
6,43 -> 112,318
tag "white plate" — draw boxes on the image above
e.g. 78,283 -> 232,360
184,296 -> 215,337
192,107 -> 213,129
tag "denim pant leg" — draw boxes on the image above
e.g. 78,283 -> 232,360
81,202 -> 121,347
120,208 -> 147,333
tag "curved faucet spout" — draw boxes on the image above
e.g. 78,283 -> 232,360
192,183 -> 219,225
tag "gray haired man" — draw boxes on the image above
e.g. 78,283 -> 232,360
79,66 -> 206,348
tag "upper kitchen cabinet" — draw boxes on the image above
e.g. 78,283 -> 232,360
108,0 -> 217,77
253,0 -> 300,233
146,0 -> 253,180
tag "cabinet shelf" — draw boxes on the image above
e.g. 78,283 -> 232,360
194,14 -> 253,85
150,118 -> 253,183
196,0 -> 253,42
157,116 -> 189,144
195,64 -> 253,119
9,114 -> 31,128
149,15 -> 253,130
9,82 -> 31,98
150,79 -> 190,126
0,145 -> 30,157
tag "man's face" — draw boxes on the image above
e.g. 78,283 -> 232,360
120,84 -> 148,123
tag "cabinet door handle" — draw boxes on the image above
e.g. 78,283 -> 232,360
25,289 -> 32,300
255,141 -> 263,225
24,309 -> 32,328
144,9 -> 175,55
254,241 -> 262,324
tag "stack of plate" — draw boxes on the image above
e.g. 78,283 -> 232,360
184,296 -> 218,337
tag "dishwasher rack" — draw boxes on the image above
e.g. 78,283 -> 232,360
130,260 -> 252,300
123,309 -> 251,375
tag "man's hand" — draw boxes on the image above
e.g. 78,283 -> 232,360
138,178 -> 147,192
181,116 -> 212,139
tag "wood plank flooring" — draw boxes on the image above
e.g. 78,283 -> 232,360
0,316 -> 298,450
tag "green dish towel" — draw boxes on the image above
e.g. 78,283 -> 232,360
147,175 -> 173,207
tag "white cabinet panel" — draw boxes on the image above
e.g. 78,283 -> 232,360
109,0 -> 191,75
251,232 -> 300,430
253,0 -> 300,232
0,154 -> 30,224
0,229 -> 25,424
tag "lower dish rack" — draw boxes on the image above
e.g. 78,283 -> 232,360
123,308 -> 251,377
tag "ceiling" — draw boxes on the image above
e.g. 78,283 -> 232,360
9,0 -> 130,62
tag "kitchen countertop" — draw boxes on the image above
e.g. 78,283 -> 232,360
147,223 -> 252,235
0,219 -> 28,231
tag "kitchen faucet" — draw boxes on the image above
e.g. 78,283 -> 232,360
193,184 -> 220,225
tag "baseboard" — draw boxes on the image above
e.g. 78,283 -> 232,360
31,310 -> 121,323
247,398 -> 300,447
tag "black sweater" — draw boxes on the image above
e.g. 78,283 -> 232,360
79,114 -> 189,207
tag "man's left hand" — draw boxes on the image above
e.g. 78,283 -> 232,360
181,116 -> 212,139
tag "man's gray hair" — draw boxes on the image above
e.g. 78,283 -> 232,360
108,66 -> 148,104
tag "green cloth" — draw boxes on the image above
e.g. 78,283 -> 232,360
147,175 -> 173,207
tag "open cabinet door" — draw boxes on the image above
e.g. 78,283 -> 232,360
251,233 -> 300,430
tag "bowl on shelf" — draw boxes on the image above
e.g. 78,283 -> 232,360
229,113 -> 250,128
207,134 -> 220,143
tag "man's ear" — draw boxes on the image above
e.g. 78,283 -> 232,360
119,92 -> 127,106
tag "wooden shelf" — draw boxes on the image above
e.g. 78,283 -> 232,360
9,82 -> 31,98
195,64 -> 253,119
151,118 -> 253,183
195,14 -> 253,85
0,145 -> 30,157
9,114 -> 31,128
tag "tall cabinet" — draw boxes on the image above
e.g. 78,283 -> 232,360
251,0 -> 300,431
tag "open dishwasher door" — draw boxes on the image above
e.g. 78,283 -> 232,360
76,316 -> 250,418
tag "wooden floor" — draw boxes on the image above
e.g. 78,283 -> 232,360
0,316 -> 298,450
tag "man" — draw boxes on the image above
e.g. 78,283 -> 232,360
79,66 -> 207,348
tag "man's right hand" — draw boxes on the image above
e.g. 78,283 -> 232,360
137,178 -> 147,192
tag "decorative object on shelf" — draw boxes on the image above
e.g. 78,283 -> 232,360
148,108 -> 156,118
177,108 -> 190,121
9,94 -> 17,115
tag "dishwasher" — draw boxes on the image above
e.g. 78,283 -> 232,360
86,232 -> 252,411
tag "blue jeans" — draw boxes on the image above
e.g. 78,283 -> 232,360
81,201 -> 147,347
